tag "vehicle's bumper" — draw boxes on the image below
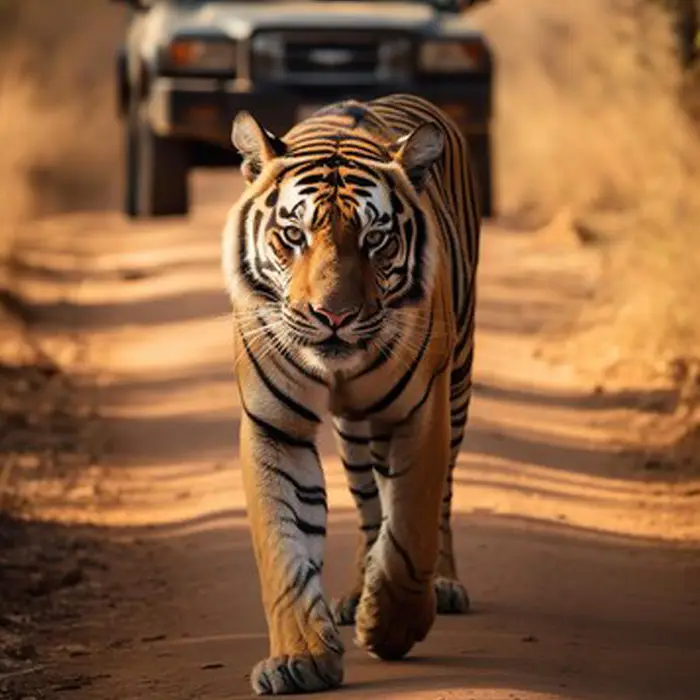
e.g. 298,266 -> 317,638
145,77 -> 493,146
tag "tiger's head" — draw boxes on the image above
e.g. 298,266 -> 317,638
223,106 -> 444,375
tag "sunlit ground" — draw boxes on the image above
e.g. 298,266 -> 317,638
4,172 -> 697,700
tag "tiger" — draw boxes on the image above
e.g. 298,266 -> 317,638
222,93 -> 481,696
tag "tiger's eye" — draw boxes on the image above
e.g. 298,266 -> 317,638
282,226 -> 305,246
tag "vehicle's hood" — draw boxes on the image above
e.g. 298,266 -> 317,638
141,2 -> 481,48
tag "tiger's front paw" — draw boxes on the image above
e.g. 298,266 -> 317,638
434,576 -> 470,614
354,565 -> 436,661
251,651 -> 344,696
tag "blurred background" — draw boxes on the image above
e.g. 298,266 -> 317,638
1,0 -> 698,370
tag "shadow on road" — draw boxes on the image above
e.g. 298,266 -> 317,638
45,505 -> 696,700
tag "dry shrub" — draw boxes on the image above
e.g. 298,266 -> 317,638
473,0 -> 700,372
0,1 -> 125,239
473,0 -> 696,222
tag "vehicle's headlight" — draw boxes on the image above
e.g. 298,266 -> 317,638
164,38 -> 237,74
419,41 -> 488,73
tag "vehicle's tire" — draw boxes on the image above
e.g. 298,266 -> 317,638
467,133 -> 495,220
124,103 -> 190,219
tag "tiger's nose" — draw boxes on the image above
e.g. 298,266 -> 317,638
308,303 -> 359,329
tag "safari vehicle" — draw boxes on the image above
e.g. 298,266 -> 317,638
113,0 -> 495,219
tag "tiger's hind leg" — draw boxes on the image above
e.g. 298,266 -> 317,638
434,344 -> 474,615
434,458 -> 470,614
330,418 -> 383,626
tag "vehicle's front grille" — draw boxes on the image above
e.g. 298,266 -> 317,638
250,29 -> 412,85
285,39 -> 379,76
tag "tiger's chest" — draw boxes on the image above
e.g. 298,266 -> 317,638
325,352 -> 445,426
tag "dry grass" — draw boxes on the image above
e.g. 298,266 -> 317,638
474,0 -> 700,377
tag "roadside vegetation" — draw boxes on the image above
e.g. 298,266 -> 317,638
475,0 -> 700,462
0,0 -> 123,253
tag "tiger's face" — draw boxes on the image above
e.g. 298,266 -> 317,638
224,109 -> 444,374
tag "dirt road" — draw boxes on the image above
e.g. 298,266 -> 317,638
10,173 -> 700,700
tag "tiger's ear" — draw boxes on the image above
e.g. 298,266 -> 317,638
231,111 -> 287,183
393,121 -> 444,193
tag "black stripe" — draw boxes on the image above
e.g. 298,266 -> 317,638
450,347 -> 474,387
451,406 -> 467,421
344,159 -> 389,177
395,357 -> 450,427
265,463 -> 326,498
237,200 -> 278,301
373,463 -> 409,480
362,310 -> 434,415
297,492 -> 329,509
386,526 -> 431,586
451,397 -> 470,415
373,463 -> 389,478
456,286 -> 475,340
349,188 -> 373,199
241,395 -> 316,451
241,332 -> 321,424
450,378 -> 472,400
406,207 -> 429,305
341,459 -> 374,474
264,188 -> 279,207
294,518 -> 327,537
344,174 -> 376,187
270,560 -> 320,615
335,429 -> 370,445
296,173 -> 327,186
350,485 -> 379,501
339,149 -> 387,162
302,592 -> 324,627
429,187 -> 461,313
270,496 -> 328,527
